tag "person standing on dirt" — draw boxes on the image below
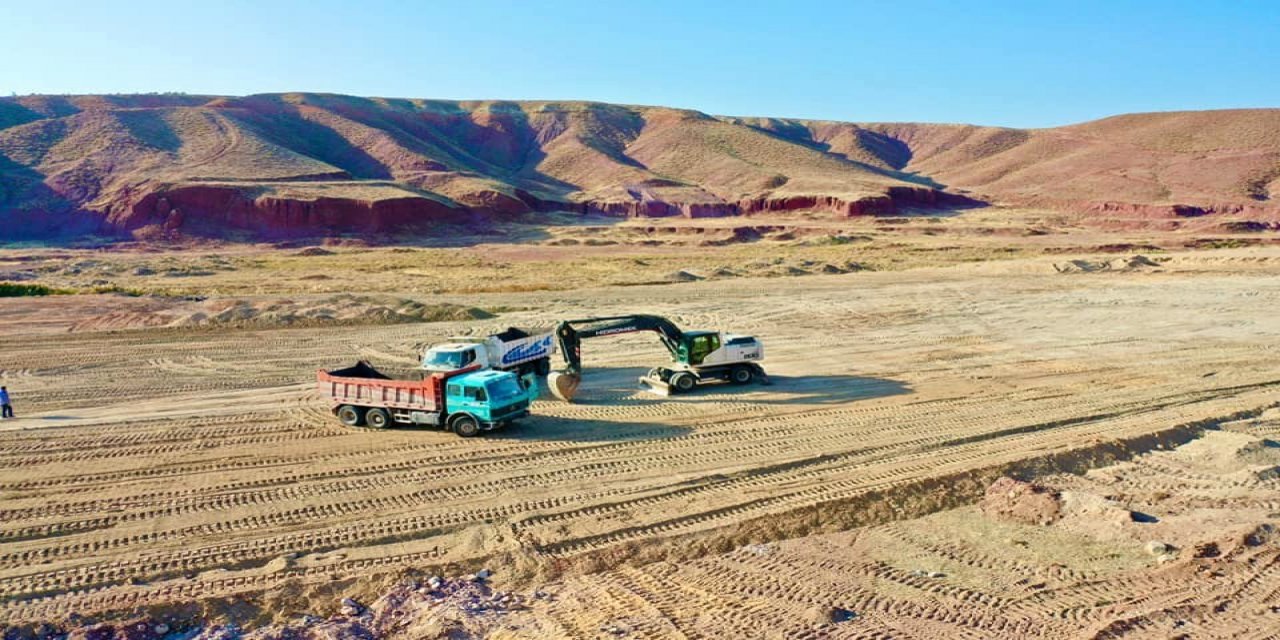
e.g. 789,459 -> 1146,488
0,386 -> 12,419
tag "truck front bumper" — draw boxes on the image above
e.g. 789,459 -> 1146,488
481,408 -> 530,429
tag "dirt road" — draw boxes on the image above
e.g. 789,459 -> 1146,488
2,249 -> 1280,632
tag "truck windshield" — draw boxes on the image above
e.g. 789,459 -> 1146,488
485,377 -> 524,401
423,350 -> 464,369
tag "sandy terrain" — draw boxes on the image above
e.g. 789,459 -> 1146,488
2,232 -> 1280,637
526,412 -> 1280,639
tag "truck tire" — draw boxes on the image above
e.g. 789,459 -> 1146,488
671,372 -> 697,393
451,415 -> 481,438
536,358 -> 552,376
730,366 -> 754,385
337,405 -> 365,427
365,408 -> 391,429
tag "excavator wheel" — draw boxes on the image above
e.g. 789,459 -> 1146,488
548,371 -> 581,402
671,372 -> 697,393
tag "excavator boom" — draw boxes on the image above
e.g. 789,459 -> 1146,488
548,315 -> 685,401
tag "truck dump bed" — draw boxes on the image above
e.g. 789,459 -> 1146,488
318,361 -> 445,412
492,327 -> 555,369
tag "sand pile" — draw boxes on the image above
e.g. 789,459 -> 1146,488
1058,490 -> 1154,530
292,247 -> 335,257
978,476 -> 1062,525
635,260 -> 872,286
1054,254 -> 1162,273
170,296 -> 492,328
663,269 -> 704,282
69,295 -> 494,332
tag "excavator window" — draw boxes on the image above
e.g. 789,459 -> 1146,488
688,334 -> 719,365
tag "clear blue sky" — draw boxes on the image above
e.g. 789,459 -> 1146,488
2,0 -> 1277,128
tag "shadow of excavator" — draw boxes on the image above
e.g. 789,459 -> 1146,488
488,368 -> 911,443
537,366 -> 912,407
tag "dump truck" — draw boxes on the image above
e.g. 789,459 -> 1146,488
317,361 -> 536,437
421,327 -> 555,376
547,314 -> 768,401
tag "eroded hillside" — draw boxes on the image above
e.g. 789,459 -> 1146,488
1,94 -> 1278,239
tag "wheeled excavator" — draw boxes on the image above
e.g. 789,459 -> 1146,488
546,314 -> 768,401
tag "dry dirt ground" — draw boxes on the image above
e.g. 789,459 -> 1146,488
2,221 -> 1280,638
530,414 -> 1280,640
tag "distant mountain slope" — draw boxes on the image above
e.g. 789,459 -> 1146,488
744,110 -> 1280,215
1,93 -> 1277,239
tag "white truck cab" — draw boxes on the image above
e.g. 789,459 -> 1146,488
422,328 -> 555,377
421,341 -> 486,371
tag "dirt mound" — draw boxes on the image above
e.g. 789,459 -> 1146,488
1058,490 -> 1151,530
1054,254 -> 1163,273
292,247 -> 335,257
979,476 -> 1062,525
663,269 -> 704,282
173,296 -> 493,328
1228,437 -> 1280,465
68,295 -> 494,331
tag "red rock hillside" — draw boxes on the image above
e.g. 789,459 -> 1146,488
0,93 -> 1277,239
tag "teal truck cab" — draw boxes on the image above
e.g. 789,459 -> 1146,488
317,361 -> 537,437
445,369 -> 535,427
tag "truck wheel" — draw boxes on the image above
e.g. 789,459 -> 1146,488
452,415 -> 481,438
337,405 -> 365,427
365,408 -> 390,429
730,366 -> 754,385
536,358 -> 551,376
671,373 -> 697,393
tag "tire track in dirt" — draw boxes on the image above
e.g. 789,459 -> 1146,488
3,261 -> 1280,626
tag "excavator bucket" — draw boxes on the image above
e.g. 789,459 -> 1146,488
547,371 -> 581,402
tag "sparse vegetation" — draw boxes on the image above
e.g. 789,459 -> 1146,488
0,282 -> 65,296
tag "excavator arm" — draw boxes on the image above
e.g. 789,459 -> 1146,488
548,315 -> 686,400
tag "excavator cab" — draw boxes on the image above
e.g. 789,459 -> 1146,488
680,331 -> 720,366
